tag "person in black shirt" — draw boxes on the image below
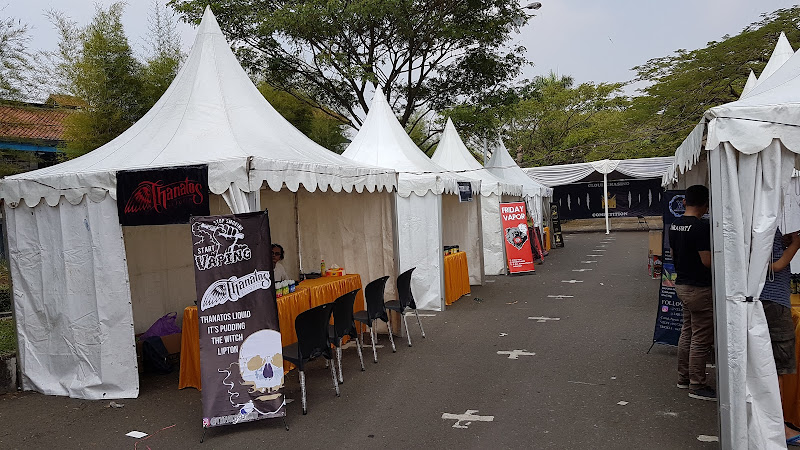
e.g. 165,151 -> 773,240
668,184 -> 715,401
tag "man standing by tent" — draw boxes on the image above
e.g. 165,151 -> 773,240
669,185 -> 715,401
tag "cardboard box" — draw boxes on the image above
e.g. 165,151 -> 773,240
648,230 -> 663,256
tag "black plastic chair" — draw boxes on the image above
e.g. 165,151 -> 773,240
384,267 -> 426,347
328,289 -> 365,383
282,302 -> 339,415
353,276 -> 396,363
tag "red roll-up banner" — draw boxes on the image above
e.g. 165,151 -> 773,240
500,202 -> 536,274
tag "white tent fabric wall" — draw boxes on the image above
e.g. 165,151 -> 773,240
6,196 -> 138,399
442,193 -> 483,285
480,195 -> 505,274
396,194 -> 444,311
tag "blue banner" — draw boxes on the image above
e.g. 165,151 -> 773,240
652,191 -> 685,347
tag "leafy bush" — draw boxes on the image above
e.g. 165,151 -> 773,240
0,319 -> 15,358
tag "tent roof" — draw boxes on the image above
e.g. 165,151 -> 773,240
431,119 -> 522,197
524,157 -> 674,187
740,70 -> 757,98
0,7 -> 396,208
342,88 -> 477,197
744,31 -> 794,98
484,138 -> 552,198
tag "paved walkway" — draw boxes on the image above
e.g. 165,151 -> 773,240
0,231 -> 717,448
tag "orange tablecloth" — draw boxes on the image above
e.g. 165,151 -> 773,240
781,307 -> 800,425
444,251 -> 470,306
178,275 -> 366,389
178,306 -> 201,390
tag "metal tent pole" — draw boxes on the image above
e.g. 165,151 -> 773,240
708,146 -> 732,449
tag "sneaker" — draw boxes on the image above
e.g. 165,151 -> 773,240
677,380 -> 690,389
688,386 -> 717,401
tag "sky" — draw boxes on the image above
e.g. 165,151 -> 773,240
5,0 -> 800,95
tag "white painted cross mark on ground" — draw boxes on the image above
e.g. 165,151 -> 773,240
561,280 -> 583,284
441,410 -> 494,429
528,316 -> 560,323
497,349 -> 536,359
572,268 -> 593,272
547,295 -> 574,299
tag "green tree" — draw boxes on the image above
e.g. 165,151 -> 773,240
170,0 -> 529,135
0,15 -> 34,100
626,7 -> 800,156
140,1 -> 185,108
506,73 -> 629,166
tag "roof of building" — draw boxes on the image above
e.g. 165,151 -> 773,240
0,103 -> 73,143
45,94 -> 87,109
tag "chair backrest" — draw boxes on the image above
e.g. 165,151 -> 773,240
397,267 -> 416,309
331,289 -> 360,339
295,302 -> 335,361
364,276 -> 390,321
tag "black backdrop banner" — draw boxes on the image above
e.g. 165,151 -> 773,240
191,211 -> 285,429
117,164 -> 209,226
552,178 -> 663,220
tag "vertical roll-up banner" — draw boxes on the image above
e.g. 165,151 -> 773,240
500,202 -> 535,274
651,191 -> 685,347
191,211 -> 285,430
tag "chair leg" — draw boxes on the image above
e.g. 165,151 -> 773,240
355,334 -> 365,371
370,321 -> 378,363
402,312 -> 412,347
299,370 -> 307,415
329,358 -> 340,397
386,318 -> 396,352
336,338 -> 343,384
414,309 -> 426,337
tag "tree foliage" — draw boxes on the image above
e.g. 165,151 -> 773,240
170,0 -> 529,134
0,15 -> 34,100
48,2 -> 183,157
625,7 -> 800,157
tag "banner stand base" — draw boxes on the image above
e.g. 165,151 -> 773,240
200,415 -> 289,443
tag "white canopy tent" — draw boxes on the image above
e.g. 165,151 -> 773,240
484,139 -> 552,235
0,7 -> 399,400
524,157 -> 674,234
342,89 -> 483,311
432,119 -> 523,275
662,33 -> 800,449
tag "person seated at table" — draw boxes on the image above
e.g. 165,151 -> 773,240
272,244 -> 288,282
761,228 -> 800,445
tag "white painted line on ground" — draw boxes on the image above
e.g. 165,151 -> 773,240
617,401 -> 629,406
547,295 -> 574,299
497,349 -> 536,359
561,280 -> 583,284
340,341 -> 384,350
567,380 -> 597,386
126,431 -> 148,439
442,410 -> 494,429
697,435 -> 719,442
594,249 -> 607,251
572,268 -> 593,272
586,254 -> 602,257
528,316 -> 560,323
581,260 -> 598,263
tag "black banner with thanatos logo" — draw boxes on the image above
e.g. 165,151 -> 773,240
190,211 -> 285,429
116,165 -> 210,226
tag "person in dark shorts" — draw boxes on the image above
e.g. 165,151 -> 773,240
669,185 -> 714,401
761,228 -> 800,444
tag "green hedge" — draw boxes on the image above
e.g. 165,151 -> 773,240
0,319 -> 15,358
0,285 -> 9,313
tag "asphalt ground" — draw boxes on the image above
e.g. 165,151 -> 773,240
0,231 -> 718,449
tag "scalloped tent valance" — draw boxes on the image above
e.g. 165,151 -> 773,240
0,7 -> 396,208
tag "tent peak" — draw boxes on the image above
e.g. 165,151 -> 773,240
197,5 -> 225,36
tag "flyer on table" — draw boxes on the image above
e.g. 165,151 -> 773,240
190,210 -> 285,428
